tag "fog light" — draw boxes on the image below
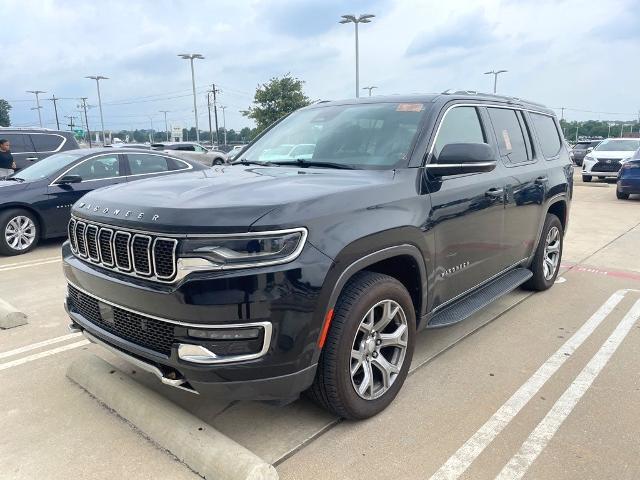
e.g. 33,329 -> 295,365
187,327 -> 262,341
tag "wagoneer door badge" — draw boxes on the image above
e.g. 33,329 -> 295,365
441,261 -> 470,278
77,202 -> 160,221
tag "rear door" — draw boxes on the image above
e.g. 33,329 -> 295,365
486,107 -> 547,266
30,133 -> 67,161
124,152 -> 191,182
425,104 -> 506,308
45,153 -> 126,236
2,133 -> 36,170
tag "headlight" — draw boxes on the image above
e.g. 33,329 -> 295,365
584,155 -> 595,162
177,228 -> 307,272
620,156 -> 633,164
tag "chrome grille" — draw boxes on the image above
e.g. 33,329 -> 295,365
68,217 -> 178,282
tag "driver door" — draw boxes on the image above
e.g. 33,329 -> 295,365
44,153 -> 126,236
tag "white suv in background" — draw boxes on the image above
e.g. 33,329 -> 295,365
582,138 -> 640,182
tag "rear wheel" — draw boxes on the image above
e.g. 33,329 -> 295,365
523,213 -> 563,291
308,271 -> 415,419
582,175 -> 592,182
0,209 -> 39,255
213,158 -> 224,166
616,189 -> 630,200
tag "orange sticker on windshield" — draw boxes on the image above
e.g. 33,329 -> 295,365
396,103 -> 424,112
502,130 -> 512,151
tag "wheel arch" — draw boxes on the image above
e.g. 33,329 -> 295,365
527,195 -> 569,266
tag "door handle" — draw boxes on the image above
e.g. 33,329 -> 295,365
535,176 -> 548,184
485,188 -> 504,198
26,157 -> 38,161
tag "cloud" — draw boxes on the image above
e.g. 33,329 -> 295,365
406,10 -> 496,56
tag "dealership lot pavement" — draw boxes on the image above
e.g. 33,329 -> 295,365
2,169 -> 640,480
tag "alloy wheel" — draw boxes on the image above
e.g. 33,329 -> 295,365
5,215 -> 36,251
543,226 -> 561,280
350,299 -> 408,400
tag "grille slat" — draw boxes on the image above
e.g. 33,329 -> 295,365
68,217 -> 177,282
68,285 -> 174,355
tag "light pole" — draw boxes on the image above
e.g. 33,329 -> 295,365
620,124 -> 626,138
26,90 -> 45,127
220,105 -> 227,146
86,75 -> 108,145
207,91 -> 214,145
339,14 -> 375,98
608,123 -> 613,138
484,70 -> 508,94
362,86 -> 377,96
159,110 -> 170,141
178,53 -> 204,142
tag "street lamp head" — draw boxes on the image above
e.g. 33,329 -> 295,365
483,71 -> 493,75
496,69 -> 508,74
178,53 -> 204,60
358,14 -> 375,22
86,75 -> 108,81
340,14 -> 357,23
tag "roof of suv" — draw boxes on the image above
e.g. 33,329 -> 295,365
305,92 -> 555,116
0,127 -> 76,135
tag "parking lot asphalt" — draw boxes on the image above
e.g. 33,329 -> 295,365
2,167 -> 640,480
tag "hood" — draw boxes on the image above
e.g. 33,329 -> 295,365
590,150 -> 636,160
72,165 -> 395,233
0,180 -> 30,192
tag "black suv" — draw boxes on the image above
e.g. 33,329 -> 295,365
0,128 -> 80,170
63,93 -> 572,419
570,140 -> 601,166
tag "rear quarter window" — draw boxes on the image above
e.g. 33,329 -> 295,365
531,113 -> 562,158
31,134 -> 64,152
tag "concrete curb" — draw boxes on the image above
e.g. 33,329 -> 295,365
67,353 -> 278,480
0,298 -> 28,329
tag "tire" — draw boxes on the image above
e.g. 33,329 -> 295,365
0,209 -> 39,256
616,189 -> 630,200
213,158 -> 224,166
307,271 -> 416,419
582,175 -> 592,182
523,213 -> 563,291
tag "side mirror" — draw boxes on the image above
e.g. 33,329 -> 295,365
426,143 -> 497,177
56,174 -> 82,185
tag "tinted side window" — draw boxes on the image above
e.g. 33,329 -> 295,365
68,155 -> 120,181
177,145 -> 195,151
31,134 -> 64,152
531,113 -> 562,158
166,157 -> 190,170
0,133 -> 34,153
487,108 -> 531,164
128,154 -> 170,175
433,106 -> 485,160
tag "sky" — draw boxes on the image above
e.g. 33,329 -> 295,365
2,0 -> 639,134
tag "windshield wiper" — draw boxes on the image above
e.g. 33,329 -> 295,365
272,159 -> 356,170
232,159 -> 275,166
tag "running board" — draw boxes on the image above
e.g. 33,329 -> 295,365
427,268 -> 533,328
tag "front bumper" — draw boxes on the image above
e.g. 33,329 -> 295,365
63,240 -> 333,400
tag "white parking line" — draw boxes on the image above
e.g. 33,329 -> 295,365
429,290 -> 627,480
0,332 -> 82,360
0,340 -> 89,371
496,298 -> 640,480
0,258 -> 61,272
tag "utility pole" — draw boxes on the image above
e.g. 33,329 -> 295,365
26,90 -> 46,127
211,84 -> 220,146
159,110 -> 170,141
219,105 -> 227,146
66,115 -> 76,131
575,125 -> 579,142
47,95 -> 61,130
207,91 -> 214,145
560,107 -> 565,122
79,97 -> 92,147
86,75 -> 108,145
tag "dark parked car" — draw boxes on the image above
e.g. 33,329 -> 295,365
0,127 -> 80,171
64,93 -> 572,419
616,148 -> 640,199
570,140 -> 601,166
0,148 -> 206,255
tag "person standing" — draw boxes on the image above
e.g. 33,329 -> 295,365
0,139 -> 16,177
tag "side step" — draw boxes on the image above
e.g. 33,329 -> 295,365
427,267 -> 533,328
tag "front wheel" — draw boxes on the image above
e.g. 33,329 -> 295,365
307,271 -> 416,419
213,158 -> 224,166
582,175 -> 592,182
0,209 -> 39,255
523,213 -> 563,291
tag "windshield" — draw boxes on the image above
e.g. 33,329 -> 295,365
239,102 -> 427,169
10,152 -> 85,182
594,139 -> 640,152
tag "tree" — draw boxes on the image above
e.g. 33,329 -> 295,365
0,99 -> 11,127
243,74 -> 311,133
